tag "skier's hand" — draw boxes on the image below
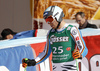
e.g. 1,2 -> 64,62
22,58 -> 36,68
72,50 -> 82,59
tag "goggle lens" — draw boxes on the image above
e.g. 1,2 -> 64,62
45,16 -> 54,24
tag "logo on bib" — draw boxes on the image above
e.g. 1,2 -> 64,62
66,47 -> 71,51
50,35 -> 69,44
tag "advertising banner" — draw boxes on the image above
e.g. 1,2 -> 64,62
33,0 -> 100,19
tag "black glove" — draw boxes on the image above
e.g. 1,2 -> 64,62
22,58 -> 36,68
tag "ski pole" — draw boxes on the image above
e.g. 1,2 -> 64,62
24,67 -> 27,71
76,59 -> 78,71
24,58 -> 28,71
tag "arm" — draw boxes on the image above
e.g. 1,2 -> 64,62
22,31 -> 52,67
70,26 -> 88,58
35,35 -> 52,65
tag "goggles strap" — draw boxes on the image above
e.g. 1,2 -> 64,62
55,22 -> 61,31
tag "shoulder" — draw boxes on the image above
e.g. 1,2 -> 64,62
65,24 -> 79,35
66,24 -> 74,30
87,22 -> 97,28
47,29 -> 55,36
66,24 -> 78,31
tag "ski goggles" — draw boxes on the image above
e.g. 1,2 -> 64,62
45,16 -> 54,24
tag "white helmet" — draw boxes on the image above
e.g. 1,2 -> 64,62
43,6 -> 65,23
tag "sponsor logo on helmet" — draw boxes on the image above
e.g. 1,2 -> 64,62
43,12 -> 48,17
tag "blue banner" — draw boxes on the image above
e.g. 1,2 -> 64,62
0,45 -> 36,71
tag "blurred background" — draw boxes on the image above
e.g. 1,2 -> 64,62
0,0 -> 100,37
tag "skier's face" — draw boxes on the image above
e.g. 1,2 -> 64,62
45,16 -> 58,29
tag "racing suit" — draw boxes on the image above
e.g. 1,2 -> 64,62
34,24 -> 88,71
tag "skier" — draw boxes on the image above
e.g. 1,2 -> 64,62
22,6 -> 88,71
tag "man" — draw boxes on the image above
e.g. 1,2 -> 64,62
22,6 -> 88,71
75,12 -> 97,29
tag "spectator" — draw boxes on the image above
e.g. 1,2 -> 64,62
1,28 -> 17,40
0,37 -> 3,40
75,12 -> 97,29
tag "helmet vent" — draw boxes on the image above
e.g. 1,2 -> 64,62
50,6 -> 55,13
54,12 -> 59,17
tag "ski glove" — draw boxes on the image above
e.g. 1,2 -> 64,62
72,49 -> 82,59
22,58 -> 36,68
